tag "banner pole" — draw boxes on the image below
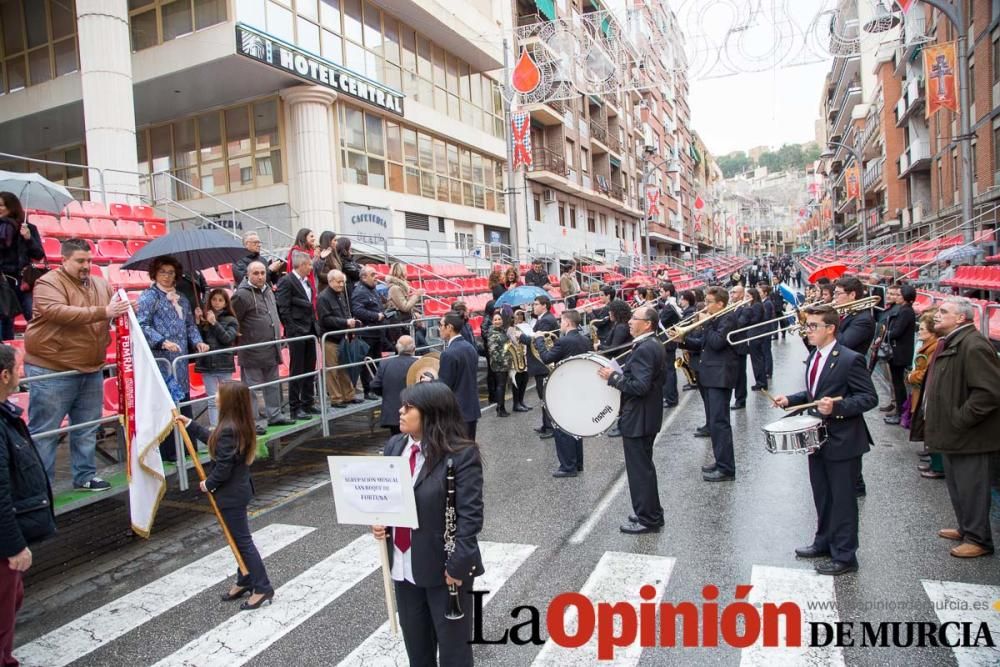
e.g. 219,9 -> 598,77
378,538 -> 398,636
173,410 -> 249,576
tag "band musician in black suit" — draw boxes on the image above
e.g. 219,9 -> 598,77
681,287 -> 741,482
533,310 -> 592,477
773,305 -> 877,576
438,312 -> 482,440
519,295 -> 559,437
372,382 -> 484,666
275,252 -> 319,419
833,276 -> 876,356
729,285 -> 753,409
598,306 -> 666,534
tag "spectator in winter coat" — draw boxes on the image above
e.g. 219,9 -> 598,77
196,289 -> 240,427
0,192 -> 44,340
232,232 -> 284,287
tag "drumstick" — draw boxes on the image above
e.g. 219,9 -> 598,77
785,396 -> 844,412
760,388 -> 780,407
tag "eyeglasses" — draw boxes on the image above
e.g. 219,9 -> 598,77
157,269 -> 176,276
805,322 -> 832,331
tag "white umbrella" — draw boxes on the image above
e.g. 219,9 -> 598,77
936,245 -> 979,263
0,170 -> 75,214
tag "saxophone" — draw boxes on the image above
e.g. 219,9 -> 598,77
505,327 -> 527,373
676,351 -> 697,386
444,458 -> 463,620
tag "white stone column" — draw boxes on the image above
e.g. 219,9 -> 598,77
280,86 -> 339,234
75,0 -> 140,202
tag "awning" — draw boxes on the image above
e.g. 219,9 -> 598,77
601,16 -> 612,38
610,157 -> 621,168
535,0 -> 556,21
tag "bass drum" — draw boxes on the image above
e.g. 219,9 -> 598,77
544,353 -> 621,438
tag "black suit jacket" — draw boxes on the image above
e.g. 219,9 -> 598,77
351,282 -> 384,340
731,303 -> 753,354
599,322 -> 632,354
317,288 -> 353,343
372,355 -> 418,427
837,310 -> 876,356
535,329 -> 591,365
520,312 -> 559,376
786,344 -> 877,461
659,303 -> 682,352
275,273 -> 318,337
439,337 -> 482,422
682,311 -> 739,388
383,435 -> 485,586
607,335 -> 665,438
887,304 -> 916,366
187,422 -> 254,510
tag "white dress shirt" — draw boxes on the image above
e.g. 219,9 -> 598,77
300,275 -> 312,302
391,436 -> 425,584
809,340 -> 836,397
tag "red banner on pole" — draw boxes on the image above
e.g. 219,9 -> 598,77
845,165 -> 861,201
896,0 -> 916,14
645,185 -> 660,219
924,42 -> 958,118
510,111 -> 533,170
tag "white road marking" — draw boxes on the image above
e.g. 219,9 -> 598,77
153,534 -> 381,667
922,579 -> 1000,666
16,523 -> 315,667
568,390 -> 693,544
532,551 -> 675,665
739,565 -> 845,666
336,541 -> 537,666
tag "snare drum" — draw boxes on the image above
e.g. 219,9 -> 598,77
762,414 -> 827,454
544,353 -> 621,438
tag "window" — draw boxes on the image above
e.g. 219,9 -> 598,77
135,97 -> 283,199
994,124 -> 1000,174
952,149 -> 959,195
968,59 -> 975,103
337,104 -> 504,210
581,147 -> 589,173
569,206 -> 577,229
558,205 -> 566,227
1,0 -> 79,94
587,214 -> 596,233
533,195 -> 541,221
993,34 -> 1000,84
130,0 -> 227,51
0,145 -> 88,195
565,140 -> 575,168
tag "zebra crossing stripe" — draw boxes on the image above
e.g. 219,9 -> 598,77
153,534 -> 381,667
921,579 -> 1000,667
531,551 -> 676,666
739,565 -> 845,667
16,523 -> 315,667
335,541 -> 537,666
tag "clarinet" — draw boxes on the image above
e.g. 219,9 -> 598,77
444,458 -> 464,620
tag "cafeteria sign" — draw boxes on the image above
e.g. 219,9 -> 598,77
236,23 -> 404,116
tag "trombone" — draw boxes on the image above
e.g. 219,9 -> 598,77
726,295 -> 882,344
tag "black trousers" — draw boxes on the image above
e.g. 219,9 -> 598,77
763,337 -> 774,377
288,339 -> 316,411
733,353 -> 748,402
942,452 -> 995,551
749,339 -> 768,388
622,434 -> 663,527
888,362 -> 907,412
554,428 -> 583,472
361,337 -> 383,392
395,577 -> 474,667
535,375 -> 551,430
662,348 -> 678,405
466,420 -> 477,441
809,453 -> 861,565
490,370 -> 508,410
512,371 -> 528,406
220,506 -> 273,594
697,384 -> 710,429
485,355 -> 495,405
706,387 -> 735,475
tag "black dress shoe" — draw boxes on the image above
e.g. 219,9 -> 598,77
512,404 -> 531,412
497,408 -> 510,418
730,402 -> 746,410
221,586 -> 251,601
364,392 -> 378,401
539,430 -> 555,439
269,417 -> 295,426
304,405 -> 322,415
619,521 -> 661,534
533,425 -> 548,433
239,590 -> 275,611
291,410 -> 305,421
794,544 -> 830,558
255,425 -> 267,436
331,402 -> 347,409
701,463 -> 717,473
552,469 -> 577,478
703,469 -> 735,482
663,401 -> 678,408
577,465 -> 583,472
814,560 -> 858,576
855,486 -> 867,497
694,427 -> 710,438
607,427 -> 622,438
350,398 -> 365,404
883,415 -> 901,425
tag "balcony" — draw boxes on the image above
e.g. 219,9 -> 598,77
897,137 -> 931,177
530,147 -> 568,180
863,157 -> 884,191
523,98 -> 566,126
831,83 -> 862,136
894,78 -> 925,127
590,120 -> 611,154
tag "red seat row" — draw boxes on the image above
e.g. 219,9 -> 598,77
31,215 -> 165,241
941,265 -> 1000,290
33,201 -> 166,224
41,237 -> 147,264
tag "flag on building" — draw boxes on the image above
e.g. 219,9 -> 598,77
845,164 -> 861,200
645,185 -> 661,219
924,42 -> 958,117
510,111 -> 533,170
115,293 -> 170,538
896,0 -> 917,14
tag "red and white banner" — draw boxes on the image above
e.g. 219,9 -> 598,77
896,0 -> 916,13
510,111 -> 533,170
924,42 -> 958,118
845,165 -> 861,200
116,292 -> 170,537
645,185 -> 661,219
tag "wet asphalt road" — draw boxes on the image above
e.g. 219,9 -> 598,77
13,336 -> 1000,666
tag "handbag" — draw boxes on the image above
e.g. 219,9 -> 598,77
0,275 -> 22,317
20,263 -> 49,291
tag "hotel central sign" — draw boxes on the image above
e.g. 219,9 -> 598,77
236,23 -> 404,116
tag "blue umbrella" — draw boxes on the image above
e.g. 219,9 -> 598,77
936,245 -> 979,263
494,285 -> 549,308
777,283 -> 803,307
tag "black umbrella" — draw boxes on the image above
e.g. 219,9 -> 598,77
121,228 -> 246,274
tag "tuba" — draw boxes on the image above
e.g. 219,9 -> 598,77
529,330 -> 559,368
505,327 -> 527,373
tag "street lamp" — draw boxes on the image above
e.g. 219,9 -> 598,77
864,0 -> 974,242
864,1 -> 902,34
821,140 -> 868,248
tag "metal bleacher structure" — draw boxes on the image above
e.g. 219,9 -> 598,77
3,153 -> 750,516
797,203 -> 1000,342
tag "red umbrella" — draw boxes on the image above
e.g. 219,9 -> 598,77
808,263 -> 848,284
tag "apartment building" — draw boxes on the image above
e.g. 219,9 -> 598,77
0,0 -> 510,256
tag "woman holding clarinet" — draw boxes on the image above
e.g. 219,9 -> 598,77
372,381 -> 484,666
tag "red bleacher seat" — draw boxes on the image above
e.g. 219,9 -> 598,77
13,315 -> 26,334
81,200 -> 110,218
202,267 -> 228,287
42,237 -> 61,263
31,214 -> 62,237
60,216 -> 93,238
125,239 -> 147,256
96,239 -> 129,263
90,264 -> 105,280
130,205 -> 165,223
103,378 -> 119,415
90,218 -> 126,240
144,221 -> 166,238
108,203 -> 133,220
113,219 -> 145,239
218,264 -> 234,284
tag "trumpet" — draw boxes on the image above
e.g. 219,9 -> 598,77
726,295 -> 882,344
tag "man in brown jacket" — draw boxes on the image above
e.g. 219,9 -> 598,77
925,296 -> 1000,559
24,239 -> 130,491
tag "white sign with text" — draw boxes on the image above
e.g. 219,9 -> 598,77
328,456 -> 418,528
